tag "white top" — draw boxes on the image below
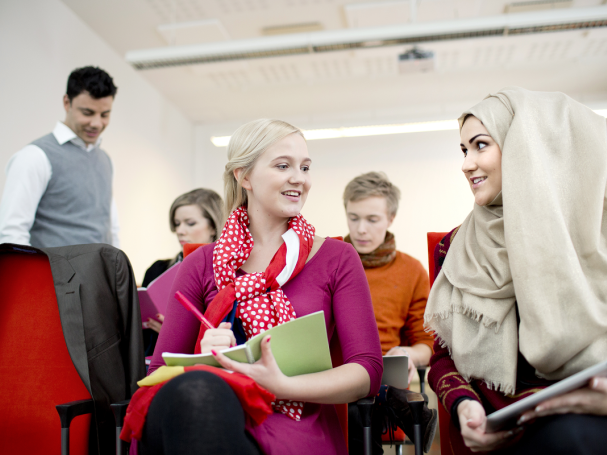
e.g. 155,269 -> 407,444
0,122 -> 120,247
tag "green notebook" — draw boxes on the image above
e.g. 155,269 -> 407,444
162,310 -> 333,377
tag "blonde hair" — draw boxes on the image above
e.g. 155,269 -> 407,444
223,119 -> 304,217
343,171 -> 401,218
169,188 -> 224,242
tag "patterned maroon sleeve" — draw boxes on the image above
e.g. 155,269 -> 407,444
427,227 -> 481,412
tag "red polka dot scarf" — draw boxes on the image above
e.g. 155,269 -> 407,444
194,206 -> 315,421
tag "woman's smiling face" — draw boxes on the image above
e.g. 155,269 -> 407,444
240,133 -> 311,220
460,116 -> 503,206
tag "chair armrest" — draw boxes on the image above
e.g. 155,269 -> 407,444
356,397 -> 375,455
404,392 -> 424,425
111,399 -> 131,428
111,400 -> 131,455
417,366 -> 427,394
56,399 -> 94,429
356,396 -> 375,427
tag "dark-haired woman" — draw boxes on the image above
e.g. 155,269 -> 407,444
142,188 -> 223,355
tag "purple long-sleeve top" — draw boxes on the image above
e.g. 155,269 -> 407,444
148,237 -> 383,455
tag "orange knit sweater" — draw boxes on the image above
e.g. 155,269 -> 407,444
363,251 -> 434,355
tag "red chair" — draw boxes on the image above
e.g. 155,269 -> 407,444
0,248 -> 91,455
427,232 -> 453,455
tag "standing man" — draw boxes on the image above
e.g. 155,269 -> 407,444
0,66 -> 120,248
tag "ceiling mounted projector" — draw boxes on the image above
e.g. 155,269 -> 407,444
398,47 -> 434,73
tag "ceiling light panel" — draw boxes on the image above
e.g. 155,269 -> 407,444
262,22 -> 324,35
505,0 -> 573,14
157,19 -> 230,46
147,0 -> 339,19
345,1 -> 413,28
145,0 -> 208,22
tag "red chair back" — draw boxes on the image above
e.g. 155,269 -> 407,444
183,243 -> 206,258
184,242 -> 351,447
427,232 -> 452,455
0,250 -> 91,454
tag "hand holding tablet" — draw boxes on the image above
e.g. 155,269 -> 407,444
485,359 -> 607,433
517,376 -> 607,424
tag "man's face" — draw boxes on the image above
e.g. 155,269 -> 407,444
63,91 -> 113,145
346,196 -> 394,254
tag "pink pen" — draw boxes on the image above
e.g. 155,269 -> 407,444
175,291 -> 215,330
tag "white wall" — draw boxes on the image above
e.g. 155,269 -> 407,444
0,0 -> 195,282
195,123 -> 472,271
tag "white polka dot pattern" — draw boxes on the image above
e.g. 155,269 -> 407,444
212,207 -> 315,421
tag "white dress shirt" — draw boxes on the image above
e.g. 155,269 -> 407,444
0,122 -> 120,247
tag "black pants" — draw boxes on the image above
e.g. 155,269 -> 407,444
497,414 -> 607,455
139,371 -> 261,455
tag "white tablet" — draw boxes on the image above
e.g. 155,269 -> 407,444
485,359 -> 607,433
382,355 -> 409,389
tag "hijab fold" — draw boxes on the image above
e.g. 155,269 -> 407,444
425,87 -> 607,394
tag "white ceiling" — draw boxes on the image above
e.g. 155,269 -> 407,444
61,0 -> 607,125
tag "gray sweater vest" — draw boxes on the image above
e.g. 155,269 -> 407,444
29,133 -> 113,248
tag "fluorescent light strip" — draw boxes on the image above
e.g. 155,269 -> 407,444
210,109 -> 607,147
210,119 -> 458,147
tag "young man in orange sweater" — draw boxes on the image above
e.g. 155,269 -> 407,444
344,171 -> 436,454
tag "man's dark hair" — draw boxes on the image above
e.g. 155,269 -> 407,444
66,66 -> 117,101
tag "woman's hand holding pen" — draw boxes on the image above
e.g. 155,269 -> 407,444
212,335 -> 288,398
199,322 -> 237,353
176,292 -> 292,399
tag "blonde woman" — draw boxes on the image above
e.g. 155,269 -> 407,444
124,119 -> 383,455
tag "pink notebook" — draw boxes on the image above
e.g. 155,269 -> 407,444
138,262 -> 181,327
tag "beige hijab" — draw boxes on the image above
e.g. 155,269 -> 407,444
424,87 -> 607,394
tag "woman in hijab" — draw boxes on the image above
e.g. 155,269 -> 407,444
425,87 -> 607,454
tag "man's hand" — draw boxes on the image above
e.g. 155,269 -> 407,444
518,377 -> 607,424
457,400 -> 523,452
385,346 -> 417,385
199,322 -> 237,354
211,335 -> 287,397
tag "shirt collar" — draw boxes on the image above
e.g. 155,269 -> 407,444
52,121 -> 102,152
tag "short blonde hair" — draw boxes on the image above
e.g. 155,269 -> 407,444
169,188 -> 224,242
343,171 -> 401,218
223,119 -> 304,217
